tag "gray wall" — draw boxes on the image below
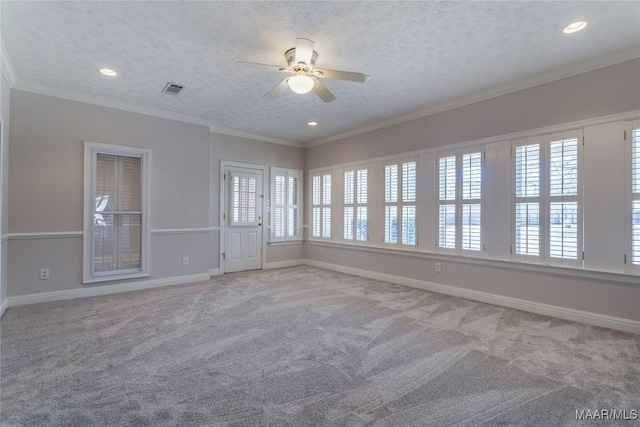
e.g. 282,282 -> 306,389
8,90 -> 211,296
307,59 -> 640,168
305,58 -> 640,322
1,71 -> 10,309
210,133 -> 305,268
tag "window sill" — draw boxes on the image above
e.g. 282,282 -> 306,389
306,240 -> 639,285
84,272 -> 150,284
268,240 -> 304,246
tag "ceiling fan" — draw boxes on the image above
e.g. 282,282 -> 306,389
235,38 -> 366,103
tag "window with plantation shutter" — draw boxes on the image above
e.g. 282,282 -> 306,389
548,136 -> 579,260
630,122 -> 640,265
84,142 -> 150,283
462,152 -> 481,251
438,150 -> 482,253
344,168 -> 368,241
384,160 -> 417,246
438,155 -> 456,249
311,172 -> 332,239
514,143 -> 540,256
271,168 -> 302,242
513,131 -> 582,266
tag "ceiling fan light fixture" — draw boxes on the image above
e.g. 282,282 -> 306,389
98,68 -> 117,77
288,75 -> 314,94
563,21 -> 588,33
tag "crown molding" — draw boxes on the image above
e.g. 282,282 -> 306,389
10,81 -> 303,148
208,126 -> 302,147
0,39 -> 17,87
304,50 -> 640,148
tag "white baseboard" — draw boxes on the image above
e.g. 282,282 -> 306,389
0,297 -> 7,318
209,268 -> 220,277
303,259 -> 640,335
5,273 -> 210,308
264,260 -> 304,269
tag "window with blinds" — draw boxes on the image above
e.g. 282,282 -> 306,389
344,168 -> 368,241
384,160 -> 416,246
312,172 -> 332,239
514,143 -> 540,256
548,137 -> 579,260
631,125 -> 640,264
271,168 -> 302,242
85,142 -> 150,283
439,151 -> 482,252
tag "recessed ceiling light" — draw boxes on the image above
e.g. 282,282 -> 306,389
307,121 -> 318,126
563,21 -> 588,34
98,68 -> 117,77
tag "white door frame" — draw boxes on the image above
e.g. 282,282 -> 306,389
219,160 -> 267,274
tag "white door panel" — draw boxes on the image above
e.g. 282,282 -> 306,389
224,166 -> 263,273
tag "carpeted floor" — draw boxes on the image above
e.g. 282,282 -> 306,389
1,266 -> 638,426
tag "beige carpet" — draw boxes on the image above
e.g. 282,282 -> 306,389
1,266 -> 638,426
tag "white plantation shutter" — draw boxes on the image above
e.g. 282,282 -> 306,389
385,205 -> 397,244
461,152 -> 481,251
344,170 -> 354,240
631,123 -> 640,264
515,202 -> 540,256
384,164 -> 398,243
438,205 -> 455,248
344,168 -> 368,242
547,136 -> 580,261
312,175 -> 321,238
271,168 -> 302,242
273,175 -> 286,239
385,160 -> 416,246
461,203 -> 481,251
311,172 -> 332,239
438,155 -> 456,249
514,143 -> 541,256
549,201 -> 578,259
344,171 -> 354,204
231,173 -> 258,225
438,151 -> 481,253
287,174 -> 299,238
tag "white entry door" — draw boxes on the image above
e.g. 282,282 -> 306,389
224,166 -> 263,273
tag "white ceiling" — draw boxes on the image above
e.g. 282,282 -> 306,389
1,1 -> 639,146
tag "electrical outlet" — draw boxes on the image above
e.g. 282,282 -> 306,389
435,263 -> 442,273
40,268 -> 50,280
182,257 -> 189,266
320,247 -> 325,254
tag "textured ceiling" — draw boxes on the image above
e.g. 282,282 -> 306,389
1,1 -> 639,145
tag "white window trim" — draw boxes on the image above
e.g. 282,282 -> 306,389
83,142 -> 151,284
270,167 -> 303,242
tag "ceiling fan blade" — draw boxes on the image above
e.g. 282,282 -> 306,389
311,77 -> 336,103
313,68 -> 366,83
295,38 -> 315,65
263,78 -> 290,100
235,61 -> 290,73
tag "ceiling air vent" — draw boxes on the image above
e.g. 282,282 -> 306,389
162,82 -> 184,95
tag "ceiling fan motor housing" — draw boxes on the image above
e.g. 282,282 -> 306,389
285,47 -> 318,70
